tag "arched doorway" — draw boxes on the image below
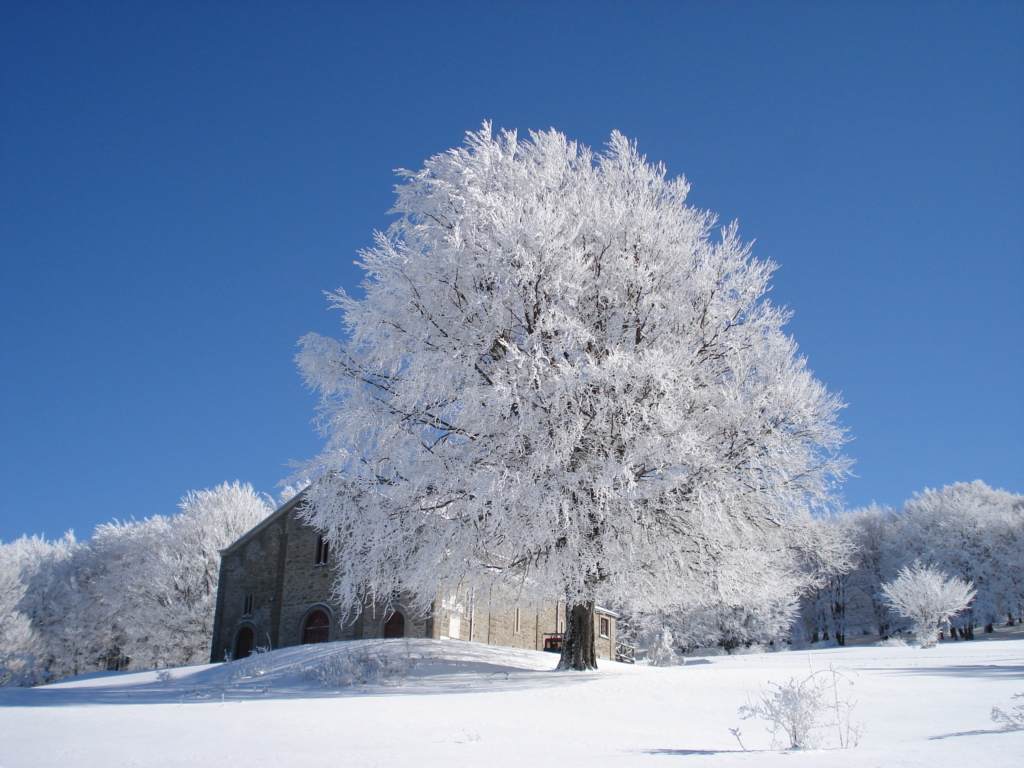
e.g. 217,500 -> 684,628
234,626 -> 254,659
383,610 -> 405,638
302,609 -> 331,644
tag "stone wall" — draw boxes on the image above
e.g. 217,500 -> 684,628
210,494 -> 617,662
276,509 -> 354,646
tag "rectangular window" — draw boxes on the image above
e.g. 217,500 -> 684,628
514,608 -> 521,634
242,593 -> 254,616
600,617 -> 610,638
314,535 -> 329,565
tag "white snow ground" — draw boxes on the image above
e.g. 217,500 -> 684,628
2,631 -> 1022,767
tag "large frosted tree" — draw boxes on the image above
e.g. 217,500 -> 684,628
297,125 -> 850,669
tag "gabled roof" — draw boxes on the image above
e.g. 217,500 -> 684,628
219,490 -> 308,556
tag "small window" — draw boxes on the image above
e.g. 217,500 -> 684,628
514,608 -> 522,634
600,617 -> 610,638
242,593 -> 254,616
314,535 -> 330,565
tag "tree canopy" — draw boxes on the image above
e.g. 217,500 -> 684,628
297,125 -> 851,668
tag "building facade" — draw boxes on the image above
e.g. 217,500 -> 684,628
209,493 -> 618,662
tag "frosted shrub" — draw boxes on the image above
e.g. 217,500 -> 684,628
648,628 -> 681,667
732,643 -> 769,655
881,563 -> 975,648
303,647 -> 413,688
738,666 -> 861,750
875,635 -> 907,647
991,693 -> 1024,731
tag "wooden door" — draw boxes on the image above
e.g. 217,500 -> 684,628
383,611 -> 405,638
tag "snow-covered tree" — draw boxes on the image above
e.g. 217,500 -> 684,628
0,535 -> 61,684
794,513 -> 860,645
1,481 -> 272,683
623,519 -> 823,655
678,544 -> 808,652
841,504 -> 899,637
3,533 -> 93,683
888,481 -> 1023,638
882,562 -> 975,648
100,481 -> 274,670
296,125 -> 851,669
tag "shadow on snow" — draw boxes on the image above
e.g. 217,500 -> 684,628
0,639 -> 607,708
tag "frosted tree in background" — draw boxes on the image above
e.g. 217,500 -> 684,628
795,484 -> 1023,644
842,504 -> 899,637
0,535 -> 64,684
97,481 -> 274,670
0,481 -> 272,683
794,513 -> 858,645
298,125 -> 851,669
3,533 -> 91,682
882,563 -> 975,648
891,481 -> 1024,638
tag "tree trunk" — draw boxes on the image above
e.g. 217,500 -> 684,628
558,602 -> 598,671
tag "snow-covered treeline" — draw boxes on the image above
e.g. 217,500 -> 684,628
798,480 -> 1024,645
0,481 -> 272,685
626,480 -> 1024,657
3,477 -> 1019,681
623,513 -> 855,655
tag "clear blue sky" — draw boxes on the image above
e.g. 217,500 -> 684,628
2,1 -> 1021,543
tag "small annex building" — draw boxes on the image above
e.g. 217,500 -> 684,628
209,492 -> 620,662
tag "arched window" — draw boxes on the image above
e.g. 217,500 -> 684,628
302,609 -> 331,644
234,626 -> 255,660
383,610 -> 405,638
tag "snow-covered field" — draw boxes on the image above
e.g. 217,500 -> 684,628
2,632 -> 1022,767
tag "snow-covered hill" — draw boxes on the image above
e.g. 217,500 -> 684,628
2,634 -> 1021,766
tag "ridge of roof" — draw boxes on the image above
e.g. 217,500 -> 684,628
219,489 -> 309,555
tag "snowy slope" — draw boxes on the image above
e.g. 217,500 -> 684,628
1,634 -> 1021,767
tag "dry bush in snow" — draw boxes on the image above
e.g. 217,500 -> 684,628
738,666 -> 861,749
991,693 -> 1024,731
302,645 -> 414,688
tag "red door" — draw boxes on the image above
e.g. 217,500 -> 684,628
383,611 -> 405,638
302,610 -> 331,644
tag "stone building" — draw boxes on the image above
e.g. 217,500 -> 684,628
209,492 -> 619,662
